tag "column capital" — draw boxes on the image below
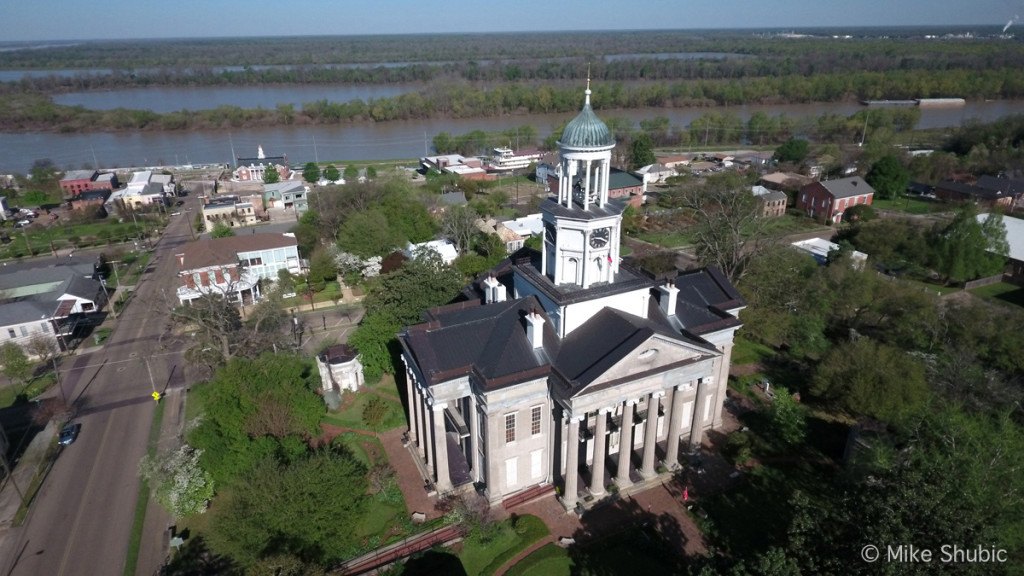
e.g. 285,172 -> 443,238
625,398 -> 639,406
651,390 -> 666,399
599,406 -> 614,414
431,402 -> 447,412
676,382 -> 693,392
702,376 -> 715,385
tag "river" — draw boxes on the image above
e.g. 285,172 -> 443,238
1,100 -> 1022,174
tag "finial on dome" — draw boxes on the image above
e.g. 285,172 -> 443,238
585,64 -> 592,106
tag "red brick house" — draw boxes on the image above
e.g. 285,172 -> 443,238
59,170 -> 119,197
797,176 -> 875,224
545,167 -> 644,209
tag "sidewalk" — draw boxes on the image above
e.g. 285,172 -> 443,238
134,388 -> 187,575
0,420 -> 58,571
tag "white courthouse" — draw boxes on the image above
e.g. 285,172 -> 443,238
399,84 -> 744,510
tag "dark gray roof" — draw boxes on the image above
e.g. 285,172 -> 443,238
62,275 -> 104,301
555,307 -> 714,394
0,263 -> 95,292
671,267 -> 745,335
558,93 -> 615,150
816,176 -> 876,200
759,190 -> 788,203
400,296 -> 557,390
61,170 -> 97,182
976,175 -> 1024,196
936,180 -> 1008,201
0,299 -> 57,327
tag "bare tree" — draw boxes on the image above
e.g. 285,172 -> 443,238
441,205 -> 480,254
676,172 -> 774,283
25,334 -> 58,365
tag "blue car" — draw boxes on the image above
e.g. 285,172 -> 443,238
58,423 -> 81,446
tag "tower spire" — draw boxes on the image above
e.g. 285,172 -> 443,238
585,64 -> 592,106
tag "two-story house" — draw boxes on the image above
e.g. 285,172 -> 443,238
796,176 -> 875,224
175,234 -> 302,305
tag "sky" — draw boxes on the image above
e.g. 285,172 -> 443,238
0,0 -> 1020,42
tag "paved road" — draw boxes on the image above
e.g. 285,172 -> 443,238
0,202 -> 198,576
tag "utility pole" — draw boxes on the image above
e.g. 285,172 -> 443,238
107,260 -> 122,319
0,423 -> 25,507
52,356 -> 68,408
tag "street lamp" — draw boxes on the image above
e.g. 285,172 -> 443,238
305,278 -> 315,311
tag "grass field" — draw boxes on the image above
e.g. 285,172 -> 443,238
970,281 -> 1024,308
871,195 -> 949,215
458,515 -> 548,576
321,374 -> 406,432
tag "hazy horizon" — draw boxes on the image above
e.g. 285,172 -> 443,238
0,0 -> 1018,43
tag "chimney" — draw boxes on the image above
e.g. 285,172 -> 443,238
657,281 -> 680,316
525,309 -> 545,349
482,275 -> 506,304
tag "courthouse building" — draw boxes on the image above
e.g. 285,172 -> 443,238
399,83 -> 744,510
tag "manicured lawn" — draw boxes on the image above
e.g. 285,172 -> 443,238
731,336 -> 775,366
458,515 -> 548,576
322,375 -> 406,432
0,374 -> 56,408
872,195 -> 948,215
970,281 -> 1024,308
505,543 -> 571,576
633,229 -> 693,248
506,525 -> 681,576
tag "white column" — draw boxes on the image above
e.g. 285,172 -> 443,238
712,343 -> 733,428
470,394 -> 481,483
405,371 -> 418,444
689,377 -> 712,448
590,408 -> 611,496
640,391 -> 665,478
615,399 -> 636,487
663,383 -> 689,469
583,159 -> 592,211
421,392 -> 432,465
432,403 -> 452,492
563,413 -> 582,509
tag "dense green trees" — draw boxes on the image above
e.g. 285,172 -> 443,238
628,133 -> 656,170
206,448 -> 368,566
934,206 -> 1008,283
773,138 -> 810,164
302,162 -> 320,184
189,354 -> 323,484
864,154 -> 909,200
210,222 -> 234,238
263,166 -> 280,184
349,250 -> 463,380
323,164 -> 340,182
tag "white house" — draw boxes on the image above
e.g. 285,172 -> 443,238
0,262 -> 106,355
496,213 -> 544,252
175,234 -> 302,305
405,239 -> 459,266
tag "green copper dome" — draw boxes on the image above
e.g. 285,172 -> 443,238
559,89 -> 615,149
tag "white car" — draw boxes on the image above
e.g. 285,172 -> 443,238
15,220 -> 31,227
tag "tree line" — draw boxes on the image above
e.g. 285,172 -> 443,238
3,67 -> 1021,133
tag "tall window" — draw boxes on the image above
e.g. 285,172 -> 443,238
531,406 -> 542,436
505,413 -> 516,444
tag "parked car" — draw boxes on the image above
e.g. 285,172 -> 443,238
58,423 -> 81,446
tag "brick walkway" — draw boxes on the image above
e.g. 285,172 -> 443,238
377,428 -> 443,521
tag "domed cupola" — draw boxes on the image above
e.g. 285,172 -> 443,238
558,81 -> 615,150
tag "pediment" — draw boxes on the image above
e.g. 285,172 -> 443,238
567,333 -> 717,398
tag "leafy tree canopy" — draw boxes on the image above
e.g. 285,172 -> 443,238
210,222 -> 235,238
773,138 -> 810,164
302,162 -> 320,184
263,166 -> 280,184
206,448 -> 368,567
189,353 -> 324,484
864,154 -> 909,200
323,164 -> 340,182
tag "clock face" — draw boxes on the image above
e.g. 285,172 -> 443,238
589,227 -> 610,248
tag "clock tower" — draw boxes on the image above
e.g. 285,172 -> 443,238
541,80 -> 623,289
